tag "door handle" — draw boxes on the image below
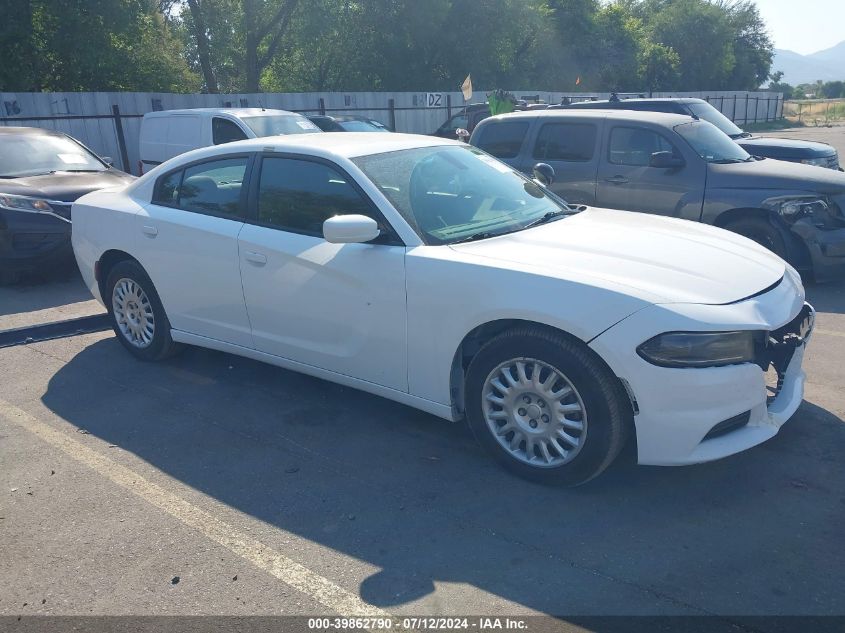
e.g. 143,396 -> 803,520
141,225 -> 158,237
604,175 -> 629,185
244,251 -> 267,265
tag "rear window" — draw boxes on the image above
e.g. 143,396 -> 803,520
474,121 -> 529,159
533,123 -> 597,162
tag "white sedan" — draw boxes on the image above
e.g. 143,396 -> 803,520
72,133 -> 814,485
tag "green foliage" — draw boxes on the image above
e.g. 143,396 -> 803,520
0,0 -> 776,94
0,0 -> 199,92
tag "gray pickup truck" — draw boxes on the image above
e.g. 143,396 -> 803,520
470,109 -> 845,280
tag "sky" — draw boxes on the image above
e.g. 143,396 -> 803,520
754,0 -> 845,55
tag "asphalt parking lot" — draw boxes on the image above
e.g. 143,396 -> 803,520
1,129 -> 844,623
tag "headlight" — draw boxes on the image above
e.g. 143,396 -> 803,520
763,195 -> 829,225
0,193 -> 70,222
801,157 -> 829,167
637,331 -> 757,368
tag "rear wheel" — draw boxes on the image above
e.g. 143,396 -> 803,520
105,260 -> 181,361
465,326 -> 630,486
724,217 -> 788,260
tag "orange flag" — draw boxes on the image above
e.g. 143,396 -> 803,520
575,76 -> 581,86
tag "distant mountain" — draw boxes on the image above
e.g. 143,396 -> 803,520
772,41 -> 845,85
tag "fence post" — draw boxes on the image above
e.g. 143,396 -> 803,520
111,104 -> 130,174
753,97 -> 758,124
446,94 -> 452,120
318,97 -> 326,115
732,94 -> 737,122
388,98 -> 396,131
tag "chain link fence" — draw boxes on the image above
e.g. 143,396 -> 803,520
784,99 -> 845,126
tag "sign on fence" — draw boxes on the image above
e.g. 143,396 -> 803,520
425,93 -> 445,108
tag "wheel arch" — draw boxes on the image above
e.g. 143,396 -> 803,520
96,249 -> 143,306
713,207 -> 811,271
449,319 -> 635,423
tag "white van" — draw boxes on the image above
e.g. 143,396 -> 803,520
138,108 -> 321,173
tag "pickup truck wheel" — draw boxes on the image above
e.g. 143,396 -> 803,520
105,261 -> 181,361
723,217 -> 788,261
465,326 -> 630,486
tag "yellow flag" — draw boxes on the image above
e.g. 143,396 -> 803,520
461,74 -> 473,101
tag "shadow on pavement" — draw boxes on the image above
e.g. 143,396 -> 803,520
40,337 -> 845,615
0,266 -> 92,317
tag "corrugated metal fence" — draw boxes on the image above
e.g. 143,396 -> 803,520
0,90 -> 783,175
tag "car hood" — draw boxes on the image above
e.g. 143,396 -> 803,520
449,208 -> 786,305
738,136 -> 835,159
0,170 -> 135,202
707,158 -> 845,194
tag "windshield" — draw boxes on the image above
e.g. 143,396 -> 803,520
0,133 -> 106,178
675,120 -> 751,163
241,115 -> 321,136
353,145 -> 572,245
687,102 -> 744,138
339,119 -> 389,132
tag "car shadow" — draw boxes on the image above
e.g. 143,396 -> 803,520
40,337 -> 845,615
0,266 -> 93,317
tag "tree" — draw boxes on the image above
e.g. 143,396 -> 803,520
0,0 -> 199,92
638,41 -> 680,93
721,0 -> 773,89
767,71 -> 795,98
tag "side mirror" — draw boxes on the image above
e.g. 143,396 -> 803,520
101,156 -> 114,166
532,162 -> 555,187
455,128 -> 470,142
323,214 -> 380,244
649,151 -> 685,169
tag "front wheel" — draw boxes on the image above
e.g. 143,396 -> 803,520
723,217 -> 788,261
465,327 -> 630,486
105,260 -> 181,361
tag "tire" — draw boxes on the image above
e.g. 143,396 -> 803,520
724,217 -> 788,261
104,260 -> 181,361
465,326 -> 631,486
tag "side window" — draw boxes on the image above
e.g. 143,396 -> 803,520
257,157 -> 377,237
152,157 -> 248,217
608,127 -> 677,167
440,113 -> 469,134
212,118 -> 248,145
533,123 -> 597,162
474,122 -> 529,159
153,170 -> 181,206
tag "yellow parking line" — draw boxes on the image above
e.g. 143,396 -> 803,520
0,398 -> 390,618
815,328 -> 845,338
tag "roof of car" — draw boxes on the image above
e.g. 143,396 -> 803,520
0,126 -> 64,136
149,133 -> 464,168
485,109 -> 695,126
554,97 -> 705,107
307,114 -> 380,123
142,108 -> 302,118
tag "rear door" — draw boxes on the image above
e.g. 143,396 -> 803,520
528,119 -> 602,205
135,153 -> 254,347
595,123 -> 705,218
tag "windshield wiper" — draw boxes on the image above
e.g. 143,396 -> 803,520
450,231 -> 501,244
710,158 -> 748,164
522,209 -> 572,230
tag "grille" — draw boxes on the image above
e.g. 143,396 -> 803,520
826,154 -> 840,170
755,303 -> 813,404
47,201 -> 72,221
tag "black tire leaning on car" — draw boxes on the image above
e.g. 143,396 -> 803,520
104,260 -> 181,361
465,326 -> 631,486
723,217 -> 789,261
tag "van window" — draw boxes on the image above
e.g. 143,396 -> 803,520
533,123 -> 597,162
608,127 -> 677,167
474,122 -> 529,159
212,118 -> 249,145
256,157 -> 375,236
152,156 -> 248,218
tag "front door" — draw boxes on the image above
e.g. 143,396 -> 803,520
237,155 -> 408,391
596,124 -> 704,217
